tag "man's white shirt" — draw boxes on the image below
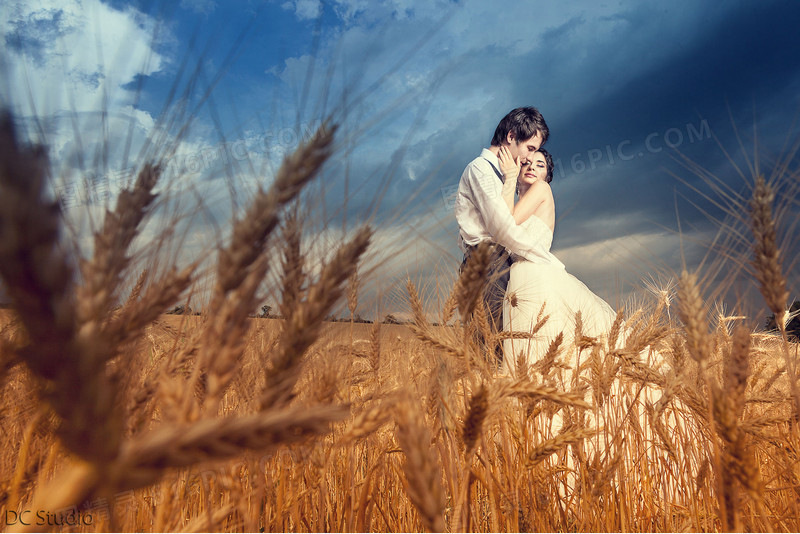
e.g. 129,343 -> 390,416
454,148 -> 565,269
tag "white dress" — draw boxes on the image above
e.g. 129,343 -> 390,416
502,215 -> 616,375
500,216 -> 668,486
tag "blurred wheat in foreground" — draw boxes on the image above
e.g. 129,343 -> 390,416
1,110 -> 800,533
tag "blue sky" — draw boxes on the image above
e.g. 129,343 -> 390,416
2,0 -> 799,320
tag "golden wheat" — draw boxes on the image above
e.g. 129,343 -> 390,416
2,92 -> 800,534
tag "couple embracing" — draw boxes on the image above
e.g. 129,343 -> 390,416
455,107 -> 617,374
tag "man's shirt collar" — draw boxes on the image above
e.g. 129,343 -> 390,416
480,148 -> 503,180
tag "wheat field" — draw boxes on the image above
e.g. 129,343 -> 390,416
1,106 -> 800,534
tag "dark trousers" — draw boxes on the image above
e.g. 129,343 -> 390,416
461,244 -> 512,363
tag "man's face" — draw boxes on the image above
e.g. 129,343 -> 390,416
507,131 -> 543,164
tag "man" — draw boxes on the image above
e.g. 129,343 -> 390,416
454,107 -> 564,360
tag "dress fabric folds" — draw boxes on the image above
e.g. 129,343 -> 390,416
501,215 -> 616,375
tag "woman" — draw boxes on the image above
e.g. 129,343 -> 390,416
496,147 -> 617,376
495,151 -> 667,487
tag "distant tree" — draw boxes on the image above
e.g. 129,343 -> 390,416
168,304 -> 193,315
383,314 -> 401,325
765,300 -> 800,341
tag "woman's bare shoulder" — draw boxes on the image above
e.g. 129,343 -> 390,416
530,180 -> 554,200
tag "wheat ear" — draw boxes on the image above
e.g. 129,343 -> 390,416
348,268 -> 359,319
0,114 -> 124,461
750,175 -> 789,320
406,279 -> 465,359
0,114 -> 75,383
339,402 -> 391,444
260,226 -> 372,409
198,123 -> 336,410
368,320 -> 381,372
216,122 -> 336,294
750,175 -> 800,422
462,383 -> 489,456
104,264 -> 196,349
456,241 -> 493,319
115,404 -> 348,489
76,163 -> 160,345
18,404 -> 349,516
395,400 -> 446,533
527,427 -> 597,467
534,331 -> 564,379
125,268 -> 148,306
496,377 -> 591,409
677,271 -> 712,366
278,205 -> 306,320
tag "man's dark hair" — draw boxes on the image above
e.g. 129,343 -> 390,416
490,107 -> 549,147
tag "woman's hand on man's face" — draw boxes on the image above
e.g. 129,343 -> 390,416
498,146 -> 521,182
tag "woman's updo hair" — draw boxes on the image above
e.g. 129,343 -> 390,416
536,148 -> 554,184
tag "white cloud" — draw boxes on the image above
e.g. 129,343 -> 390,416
282,0 -> 322,21
1,0 -> 174,203
2,0 -> 165,118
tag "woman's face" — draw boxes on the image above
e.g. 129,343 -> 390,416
520,151 -> 549,185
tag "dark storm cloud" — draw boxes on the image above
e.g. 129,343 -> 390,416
314,0 -> 799,307
376,0 -> 800,253
544,0 -> 800,248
